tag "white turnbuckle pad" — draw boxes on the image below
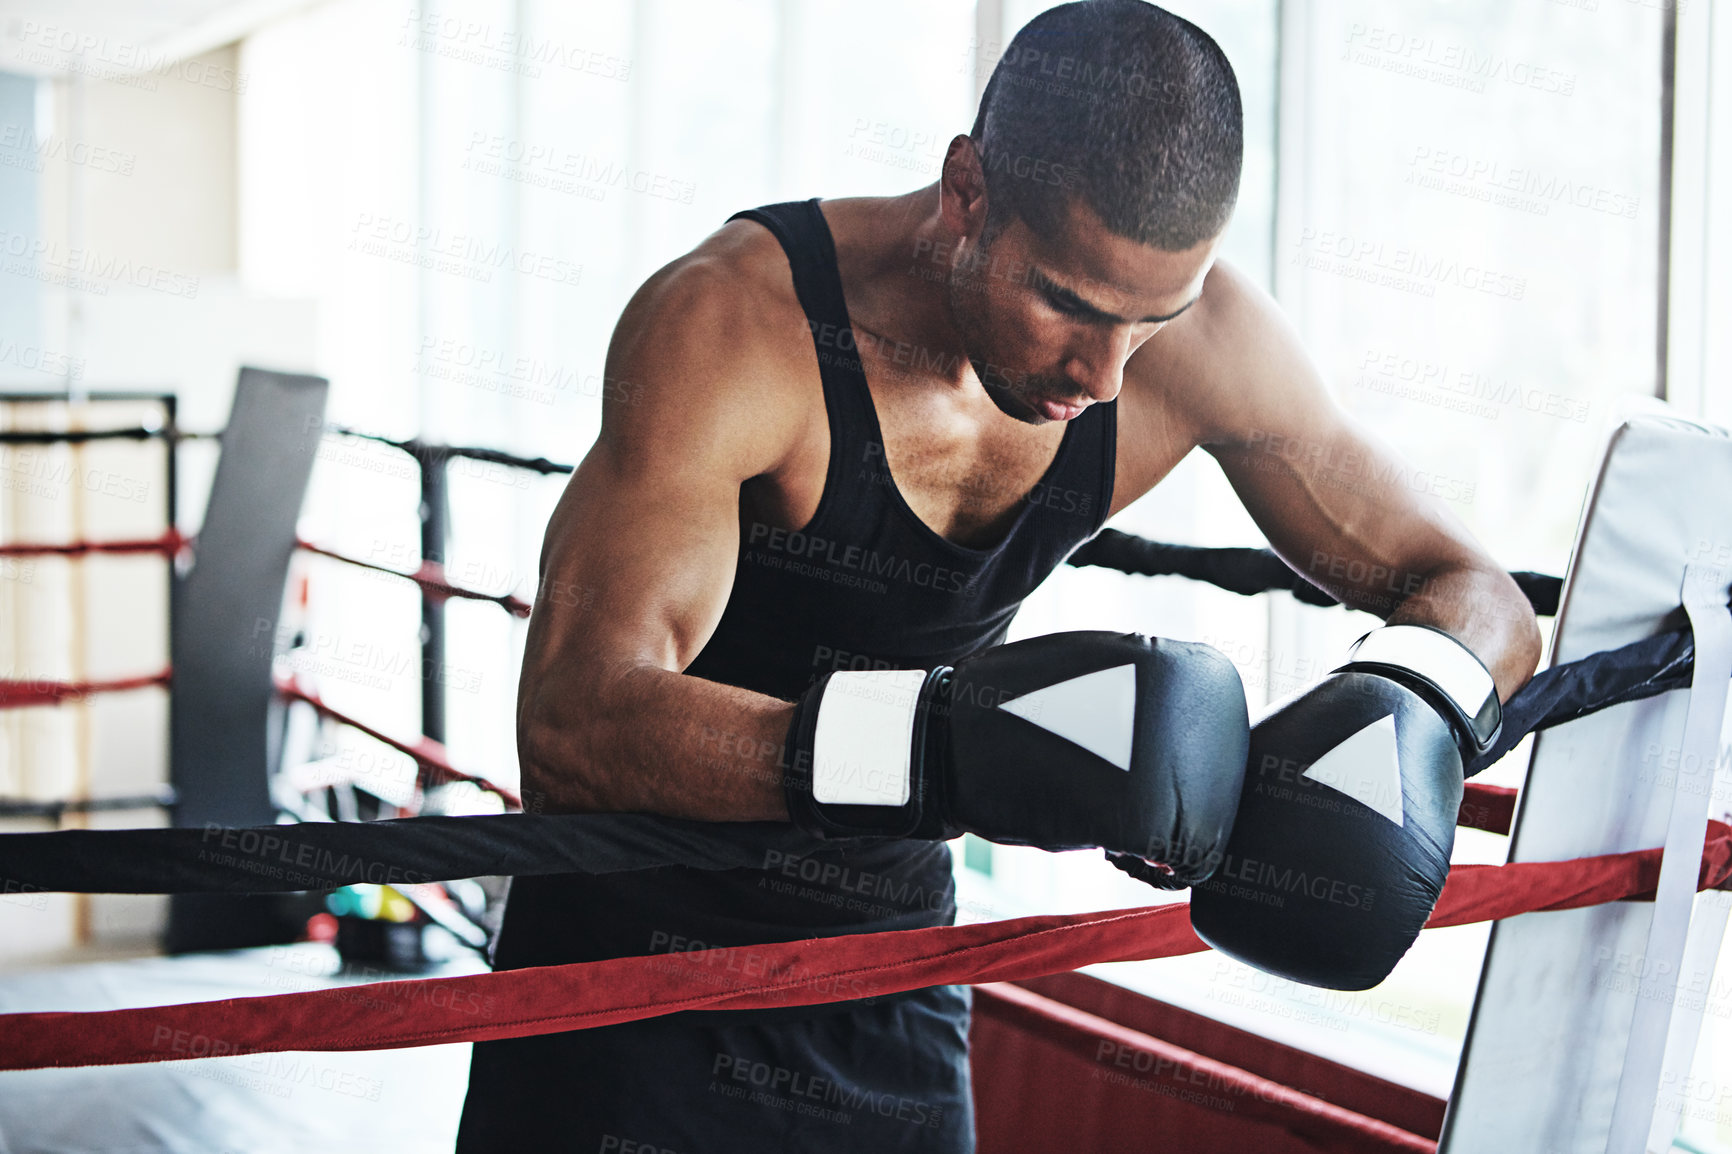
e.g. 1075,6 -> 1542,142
1441,406 -> 1732,1153
1302,714 -> 1405,826
999,663 -> 1137,771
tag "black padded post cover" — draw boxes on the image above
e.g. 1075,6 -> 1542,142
167,367 -> 328,952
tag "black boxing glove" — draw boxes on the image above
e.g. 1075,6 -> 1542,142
1187,624 -> 1501,989
783,630 -> 1250,887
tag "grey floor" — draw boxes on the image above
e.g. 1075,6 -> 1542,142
0,944 -> 485,1154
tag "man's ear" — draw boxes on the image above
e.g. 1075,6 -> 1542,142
940,135 -> 990,246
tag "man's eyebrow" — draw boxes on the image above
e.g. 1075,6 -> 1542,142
1029,266 -> 1199,324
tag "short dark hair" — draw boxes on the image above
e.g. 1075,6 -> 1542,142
971,0 -> 1242,251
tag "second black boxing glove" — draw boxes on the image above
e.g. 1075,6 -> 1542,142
1187,624 -> 1500,989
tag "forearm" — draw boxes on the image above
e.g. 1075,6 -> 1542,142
1385,563 -> 1542,702
519,661 -> 795,821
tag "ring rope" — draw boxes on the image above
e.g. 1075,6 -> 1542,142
275,675 -> 522,809
294,539 -> 532,617
1,820 -> 1728,1072
0,671 -> 173,710
0,789 -> 178,820
1068,528 -> 1565,616
0,531 -> 188,559
0,623 -> 1710,890
323,425 -> 576,477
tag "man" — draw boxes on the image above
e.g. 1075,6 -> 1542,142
456,1 -> 1541,1150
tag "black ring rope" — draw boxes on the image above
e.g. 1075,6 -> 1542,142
0,620 -> 1715,896
5,423 -> 1710,899
0,427 -> 219,445
0,789 -> 178,820
1067,529 -> 1564,617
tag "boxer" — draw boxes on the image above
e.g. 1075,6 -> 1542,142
457,2 -> 1540,1150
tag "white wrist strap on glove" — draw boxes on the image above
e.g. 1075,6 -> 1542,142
809,669 -> 926,806
1342,624 -> 1501,752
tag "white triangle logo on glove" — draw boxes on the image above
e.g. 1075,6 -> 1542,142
998,663 -> 1136,771
1302,714 -> 1404,826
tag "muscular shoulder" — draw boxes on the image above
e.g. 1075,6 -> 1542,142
1123,257 -> 1328,449
600,218 -> 821,482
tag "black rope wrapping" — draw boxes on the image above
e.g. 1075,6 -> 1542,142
0,427 -> 220,445
1464,626 -> 1698,775
1067,528 -> 1564,617
0,427 -> 161,445
325,425 -> 575,476
0,430 -> 1701,894
0,789 -> 177,820
1109,624 -> 1704,885
0,814 -> 875,895
0,624 -> 1714,895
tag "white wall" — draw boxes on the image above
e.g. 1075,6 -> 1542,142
0,45 -> 317,968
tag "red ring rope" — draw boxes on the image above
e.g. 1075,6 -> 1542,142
275,674 -> 522,809
0,530 -> 187,558
0,671 -> 172,709
3,820 -> 1727,1072
296,539 -> 532,618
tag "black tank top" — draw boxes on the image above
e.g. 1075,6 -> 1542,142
492,199 -> 1117,990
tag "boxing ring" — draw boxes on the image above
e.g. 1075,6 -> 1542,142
0,372 -> 1728,1153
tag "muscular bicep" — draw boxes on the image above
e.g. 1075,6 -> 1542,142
526,434 -> 742,684
523,268 -> 799,690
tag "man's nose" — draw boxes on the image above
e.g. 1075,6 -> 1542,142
1062,326 -> 1137,402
